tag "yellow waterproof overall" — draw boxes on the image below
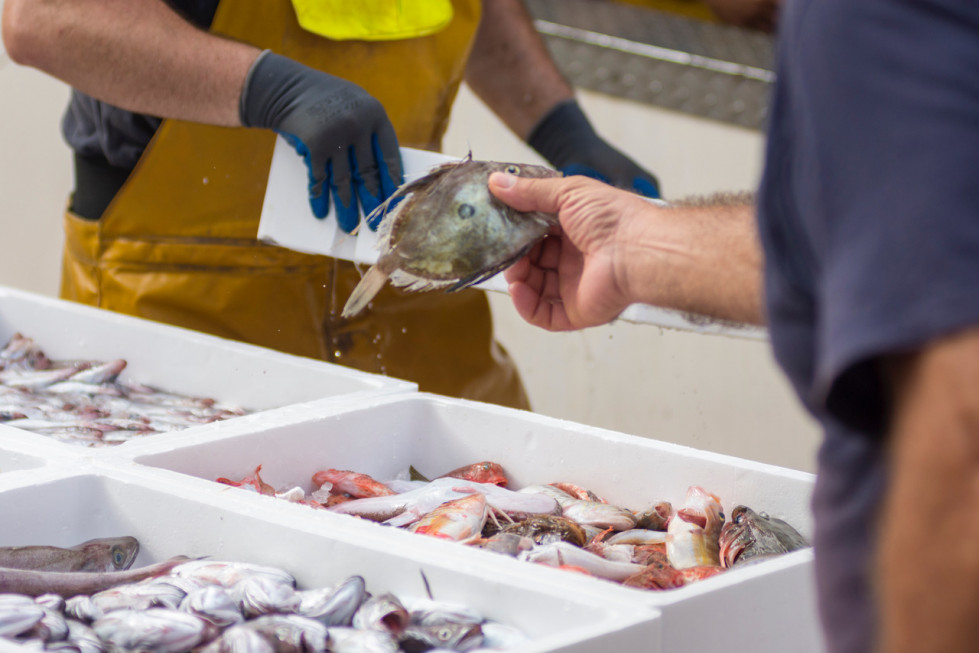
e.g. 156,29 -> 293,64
60,0 -> 529,409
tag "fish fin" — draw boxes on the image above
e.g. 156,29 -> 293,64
389,270 -> 455,293
341,266 -> 391,318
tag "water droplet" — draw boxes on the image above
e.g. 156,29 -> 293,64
400,327 -> 407,334
202,177 -> 209,185
333,350 -> 343,359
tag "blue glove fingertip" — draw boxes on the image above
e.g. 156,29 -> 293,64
282,132 -> 330,219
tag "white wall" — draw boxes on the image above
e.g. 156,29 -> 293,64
0,27 -> 820,473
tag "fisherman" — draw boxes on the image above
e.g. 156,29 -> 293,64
0,0 -> 659,410
486,0 -> 979,650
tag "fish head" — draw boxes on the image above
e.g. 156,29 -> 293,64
400,622 -> 483,652
382,160 -> 561,287
718,505 -> 809,568
674,486 -> 725,536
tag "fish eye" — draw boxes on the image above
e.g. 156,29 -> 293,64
505,165 -> 520,174
437,627 -> 454,641
718,511 -> 725,522
760,511 -> 770,520
112,547 -> 126,567
458,203 -> 476,219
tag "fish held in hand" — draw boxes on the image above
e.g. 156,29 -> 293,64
341,157 -> 562,318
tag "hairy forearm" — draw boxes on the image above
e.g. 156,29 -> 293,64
620,195 -> 765,325
464,0 -> 573,139
878,330 -> 979,652
2,0 -> 258,126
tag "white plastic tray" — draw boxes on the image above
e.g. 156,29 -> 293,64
0,286 -> 413,451
0,465 -> 659,652
120,392 -> 824,653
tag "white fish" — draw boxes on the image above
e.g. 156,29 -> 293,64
666,486 -> 725,569
93,608 -> 206,653
519,542 -> 645,582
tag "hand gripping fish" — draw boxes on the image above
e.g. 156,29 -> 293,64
341,157 -> 562,318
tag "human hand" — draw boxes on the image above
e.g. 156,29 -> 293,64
527,100 -> 661,199
489,172 -> 650,331
240,51 -> 403,233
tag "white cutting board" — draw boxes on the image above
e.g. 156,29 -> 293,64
258,136 -> 765,339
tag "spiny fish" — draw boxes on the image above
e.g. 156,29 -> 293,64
341,156 -> 562,318
0,536 -> 139,573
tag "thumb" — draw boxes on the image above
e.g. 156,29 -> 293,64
488,172 -> 563,214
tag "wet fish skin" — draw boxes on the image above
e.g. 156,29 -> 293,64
232,575 -> 301,618
326,626 -> 399,653
297,575 -> 367,627
0,593 -> 45,637
92,608 -> 206,653
0,536 -> 139,573
241,614 -> 328,653
341,158 -> 562,318
399,621 -> 484,652
0,556 -> 192,598
351,593 -> 410,636
408,493 -> 489,543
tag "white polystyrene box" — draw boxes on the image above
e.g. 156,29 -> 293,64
0,286 -> 414,449
121,392 -> 825,653
0,467 -> 660,653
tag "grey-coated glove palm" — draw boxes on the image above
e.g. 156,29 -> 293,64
240,51 -> 403,232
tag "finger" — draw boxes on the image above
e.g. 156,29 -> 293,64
374,128 -> 404,198
349,142 -> 382,217
328,157 -> 360,234
488,172 -> 568,214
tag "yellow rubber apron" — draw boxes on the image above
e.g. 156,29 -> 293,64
60,0 -> 529,410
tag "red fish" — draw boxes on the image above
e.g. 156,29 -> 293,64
216,465 -> 276,496
311,469 -> 395,498
439,461 -> 508,487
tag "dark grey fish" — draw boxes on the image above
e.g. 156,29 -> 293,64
342,157 -> 562,318
0,556 -> 192,597
718,505 -> 809,568
0,536 -> 139,573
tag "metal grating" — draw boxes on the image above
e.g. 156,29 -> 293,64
526,0 -> 776,130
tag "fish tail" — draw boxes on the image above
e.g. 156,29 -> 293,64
341,266 -> 390,319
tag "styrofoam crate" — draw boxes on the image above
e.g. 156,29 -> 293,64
0,467 -> 660,652
0,286 -> 414,449
121,392 -> 824,653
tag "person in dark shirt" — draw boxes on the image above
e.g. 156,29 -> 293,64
1,0 -> 659,409
487,1 -> 979,651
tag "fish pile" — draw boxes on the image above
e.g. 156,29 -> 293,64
0,536 -> 526,651
0,333 -> 247,446
217,462 -> 810,592
342,157 -> 562,318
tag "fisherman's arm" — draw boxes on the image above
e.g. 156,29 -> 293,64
877,329 -> 979,652
464,0 -> 572,140
466,0 -> 661,197
490,174 -> 764,331
1,0 -> 258,126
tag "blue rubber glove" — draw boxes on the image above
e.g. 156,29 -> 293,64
239,51 -> 403,232
527,99 -> 661,199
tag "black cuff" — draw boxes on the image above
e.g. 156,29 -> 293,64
526,99 -> 600,169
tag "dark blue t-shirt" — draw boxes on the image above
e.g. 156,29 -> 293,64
758,1 -> 979,651
62,0 -> 221,167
